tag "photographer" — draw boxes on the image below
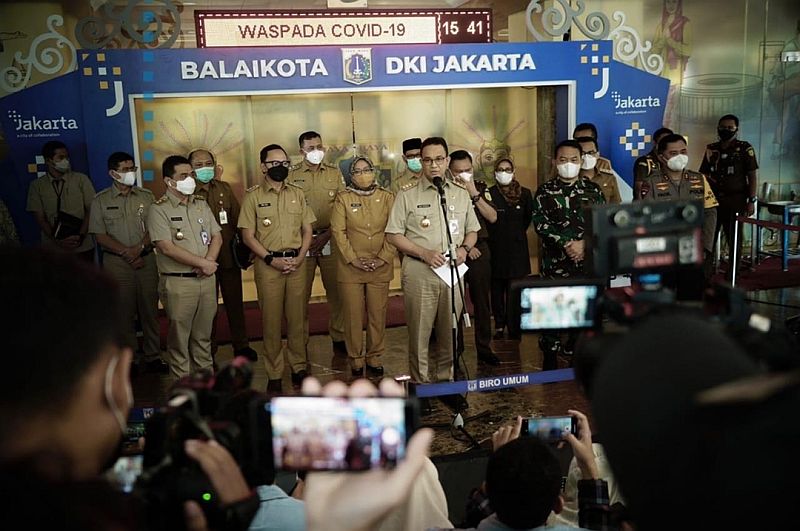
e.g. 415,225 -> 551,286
0,247 -> 255,531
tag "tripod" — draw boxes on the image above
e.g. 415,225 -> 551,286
433,177 -> 481,449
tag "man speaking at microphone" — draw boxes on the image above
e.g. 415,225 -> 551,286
386,137 -> 480,404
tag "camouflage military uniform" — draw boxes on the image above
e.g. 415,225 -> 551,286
532,176 -> 605,369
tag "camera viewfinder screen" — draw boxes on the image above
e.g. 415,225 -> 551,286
519,285 -> 599,331
270,397 -> 407,471
525,416 -> 574,443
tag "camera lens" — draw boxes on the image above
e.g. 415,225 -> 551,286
612,209 -> 630,227
681,204 -> 699,223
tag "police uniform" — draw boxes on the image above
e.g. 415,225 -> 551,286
26,170 -> 95,257
89,183 -> 160,363
287,161 -> 345,345
455,179 -> 495,358
148,192 -> 221,379
532,176 -> 605,370
633,149 -> 662,198
330,186 -> 395,371
194,179 -> 250,354
638,168 -> 719,252
385,178 -> 480,383
699,139 -> 759,257
583,165 -> 621,205
238,182 -> 316,380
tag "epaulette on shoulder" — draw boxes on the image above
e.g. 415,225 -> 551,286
289,162 -> 303,171
138,187 -> 155,196
193,195 -> 207,202
400,181 -> 416,192
154,195 -> 168,205
323,162 -> 339,170
246,184 -> 260,193
94,187 -> 110,198
287,182 -> 304,190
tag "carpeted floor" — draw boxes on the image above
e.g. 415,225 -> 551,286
714,256 -> 800,291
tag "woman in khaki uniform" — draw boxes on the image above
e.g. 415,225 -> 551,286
331,157 -> 396,377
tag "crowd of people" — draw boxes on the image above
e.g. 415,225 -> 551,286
0,111 -> 793,530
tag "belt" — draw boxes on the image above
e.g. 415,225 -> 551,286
312,229 -> 329,236
268,249 -> 299,258
161,272 -> 198,278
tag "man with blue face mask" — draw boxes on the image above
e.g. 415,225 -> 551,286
189,148 -> 257,364
89,151 -> 166,375
391,137 -> 423,194
148,155 -> 223,379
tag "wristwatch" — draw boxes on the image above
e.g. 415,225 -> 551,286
263,253 -> 273,265
470,194 -> 481,204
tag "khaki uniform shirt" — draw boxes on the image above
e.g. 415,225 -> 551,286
583,167 -> 622,205
331,187 -> 396,283
287,161 -> 343,231
194,179 -> 240,269
390,172 -> 422,194
88,184 -> 154,247
385,177 -> 480,252
147,193 -> 221,274
238,183 -> 316,252
26,171 -> 95,252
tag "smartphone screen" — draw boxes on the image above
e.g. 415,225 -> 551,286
519,285 -> 600,331
521,416 -> 576,443
269,396 -> 410,471
106,454 -> 143,493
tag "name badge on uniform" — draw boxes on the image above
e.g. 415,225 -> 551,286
449,219 -> 460,235
219,209 -> 228,225
201,230 -> 210,245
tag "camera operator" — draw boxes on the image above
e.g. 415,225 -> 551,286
0,247 -> 255,531
589,311 -> 800,529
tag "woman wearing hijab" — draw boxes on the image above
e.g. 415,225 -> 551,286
331,156 -> 395,377
487,158 -> 534,340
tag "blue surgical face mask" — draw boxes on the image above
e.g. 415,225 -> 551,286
194,166 -> 215,183
407,157 -> 422,173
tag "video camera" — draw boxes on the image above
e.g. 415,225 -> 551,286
136,358 -> 269,531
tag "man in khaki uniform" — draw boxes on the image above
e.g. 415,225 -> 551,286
386,137 -> 480,388
189,148 -> 257,362
27,140 -> 95,260
148,155 -> 222,379
287,130 -> 346,354
390,137 -> 423,194
576,136 -> 622,204
331,156 -> 395,377
240,144 -> 315,393
89,151 -> 166,374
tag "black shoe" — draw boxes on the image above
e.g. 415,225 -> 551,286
234,346 -> 258,361
267,379 -> 283,393
493,329 -> 505,340
332,340 -> 347,356
143,359 -> 169,374
440,393 -> 468,412
478,351 -> 501,366
291,369 -> 308,387
351,367 -> 364,377
365,365 -> 384,378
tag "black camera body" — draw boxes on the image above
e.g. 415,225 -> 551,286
136,359 -> 270,531
585,199 -> 704,279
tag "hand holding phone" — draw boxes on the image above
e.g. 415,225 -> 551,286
520,415 -> 577,443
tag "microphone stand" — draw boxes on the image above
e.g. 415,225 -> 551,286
434,177 -> 474,437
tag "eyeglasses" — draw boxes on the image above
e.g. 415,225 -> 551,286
264,160 -> 291,168
422,156 -> 447,166
582,150 -> 598,156
351,168 -> 374,176
496,167 -> 514,172
119,166 -> 138,172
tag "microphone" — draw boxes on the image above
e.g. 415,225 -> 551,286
432,176 -> 445,196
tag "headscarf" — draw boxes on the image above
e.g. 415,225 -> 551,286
494,158 -> 522,205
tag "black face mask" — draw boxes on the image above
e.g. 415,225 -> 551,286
267,165 -> 289,182
718,128 -> 736,141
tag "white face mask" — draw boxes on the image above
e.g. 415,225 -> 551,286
456,171 -> 472,182
557,162 -> 581,180
305,149 -> 325,165
174,176 -> 196,195
581,154 -> 598,170
495,171 -> 514,185
114,170 -> 137,186
54,158 -> 71,172
666,153 -> 689,172
104,354 -> 133,435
